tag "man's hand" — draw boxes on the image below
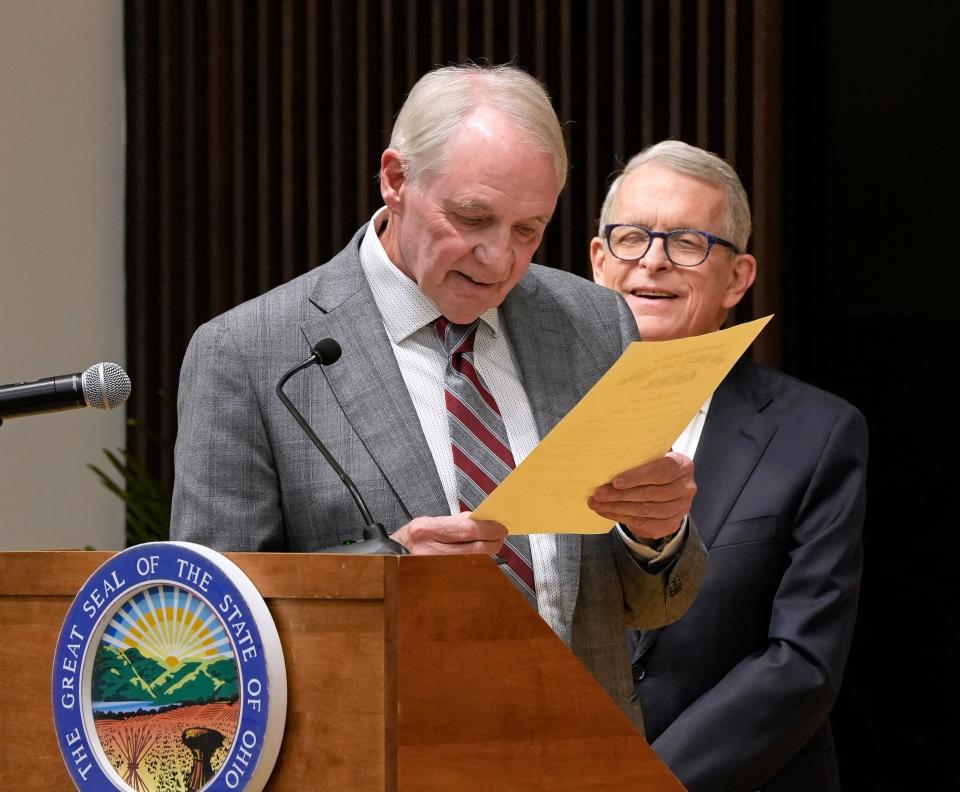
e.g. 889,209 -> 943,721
588,451 -> 696,540
392,513 -> 508,555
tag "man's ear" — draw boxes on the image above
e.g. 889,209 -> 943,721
589,236 -> 607,286
380,149 -> 406,212
721,252 -> 758,310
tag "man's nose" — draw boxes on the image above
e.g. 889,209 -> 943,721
475,227 -> 513,273
639,237 -> 672,272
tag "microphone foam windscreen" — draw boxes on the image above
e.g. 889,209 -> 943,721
82,362 -> 132,410
313,338 -> 342,365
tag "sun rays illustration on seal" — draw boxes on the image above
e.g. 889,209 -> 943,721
101,585 -> 233,668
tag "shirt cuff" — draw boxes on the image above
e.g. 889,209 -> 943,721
616,515 -> 689,563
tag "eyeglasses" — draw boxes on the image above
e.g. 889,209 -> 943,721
602,223 -> 739,268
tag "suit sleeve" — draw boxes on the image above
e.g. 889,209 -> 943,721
170,320 -> 285,551
652,404 -> 868,792
614,516 -> 709,629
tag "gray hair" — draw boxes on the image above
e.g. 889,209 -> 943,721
388,63 -> 568,191
598,140 -> 752,251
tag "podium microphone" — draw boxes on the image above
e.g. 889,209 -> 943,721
0,362 -> 131,425
275,339 -> 409,556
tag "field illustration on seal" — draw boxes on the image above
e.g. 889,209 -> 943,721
91,584 -> 241,791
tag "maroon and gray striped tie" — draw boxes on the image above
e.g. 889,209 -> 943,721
434,317 -> 536,604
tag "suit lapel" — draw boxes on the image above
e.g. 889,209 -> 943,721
633,359 -> 778,662
501,275 -> 583,434
690,358 -> 778,549
299,231 -> 448,521
501,275 -> 599,630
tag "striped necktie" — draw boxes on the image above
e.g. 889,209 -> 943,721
434,317 -> 536,604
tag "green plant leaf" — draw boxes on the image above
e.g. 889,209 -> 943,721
89,390 -> 175,545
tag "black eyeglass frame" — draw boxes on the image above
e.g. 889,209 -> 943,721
602,223 -> 740,267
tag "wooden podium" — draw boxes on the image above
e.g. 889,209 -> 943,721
0,550 -> 683,790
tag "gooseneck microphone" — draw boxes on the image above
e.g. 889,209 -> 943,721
0,362 -> 132,423
275,340 -> 409,556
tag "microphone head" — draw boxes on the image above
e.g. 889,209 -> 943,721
312,339 -> 342,366
82,362 -> 132,410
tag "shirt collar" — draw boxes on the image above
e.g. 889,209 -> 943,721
359,207 -> 502,343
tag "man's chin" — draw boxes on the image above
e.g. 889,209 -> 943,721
436,292 -> 503,324
632,315 -> 681,342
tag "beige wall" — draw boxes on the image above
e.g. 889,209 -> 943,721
0,1 -> 125,549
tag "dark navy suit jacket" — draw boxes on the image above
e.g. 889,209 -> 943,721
630,357 -> 868,792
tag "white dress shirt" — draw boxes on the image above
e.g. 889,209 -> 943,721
671,395 -> 711,461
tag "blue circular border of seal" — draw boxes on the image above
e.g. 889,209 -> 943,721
51,541 -> 287,792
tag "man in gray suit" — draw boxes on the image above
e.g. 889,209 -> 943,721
591,140 -> 867,790
171,64 -> 707,733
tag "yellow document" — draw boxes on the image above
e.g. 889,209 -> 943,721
471,315 -> 772,534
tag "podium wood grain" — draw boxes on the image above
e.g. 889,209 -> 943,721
0,551 -> 683,790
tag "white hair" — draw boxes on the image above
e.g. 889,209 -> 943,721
598,140 -> 752,251
387,63 -> 568,190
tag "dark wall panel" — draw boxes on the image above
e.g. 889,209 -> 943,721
783,2 -> 958,788
125,0 -> 782,496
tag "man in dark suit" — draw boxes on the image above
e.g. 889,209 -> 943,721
591,139 -> 868,791
171,64 -> 708,733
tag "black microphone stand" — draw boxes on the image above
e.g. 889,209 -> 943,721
276,340 -> 409,556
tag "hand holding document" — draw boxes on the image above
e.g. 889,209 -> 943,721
471,316 -> 773,534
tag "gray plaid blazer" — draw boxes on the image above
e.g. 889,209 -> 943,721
171,225 -> 707,733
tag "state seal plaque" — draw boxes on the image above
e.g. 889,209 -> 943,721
52,541 -> 286,791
